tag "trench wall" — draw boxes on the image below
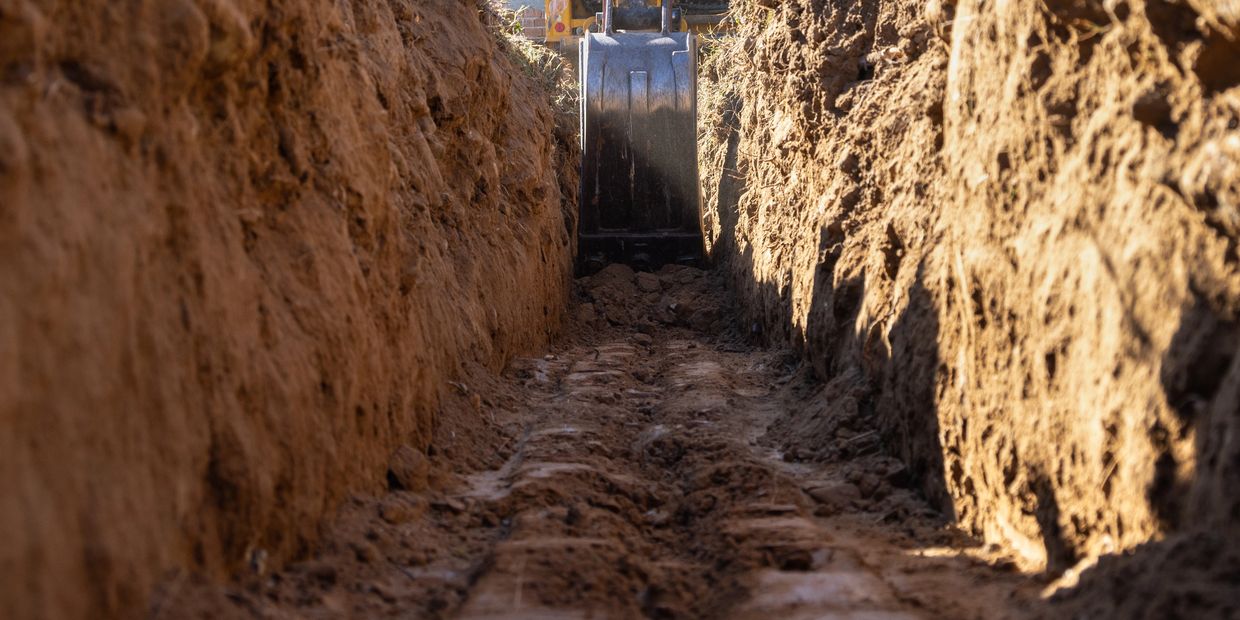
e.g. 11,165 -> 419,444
702,0 -> 1240,584
0,0 -> 575,617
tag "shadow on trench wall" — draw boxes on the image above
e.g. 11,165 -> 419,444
707,93 -> 951,517
871,266 -> 950,513
715,195 -> 1240,613
1051,297 -> 1240,616
706,90 -> 1240,614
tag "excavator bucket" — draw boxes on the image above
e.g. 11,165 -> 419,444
577,0 -> 703,274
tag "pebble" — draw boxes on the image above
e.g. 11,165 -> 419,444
432,496 -> 467,513
805,480 -> 862,509
387,445 -> 430,492
858,473 -> 882,498
379,496 -> 426,524
636,272 -> 662,292
350,541 -> 380,564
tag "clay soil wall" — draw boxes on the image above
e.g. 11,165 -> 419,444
0,0 -> 574,617
702,0 -> 1240,600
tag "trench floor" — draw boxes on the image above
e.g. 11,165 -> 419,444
162,266 -> 1046,619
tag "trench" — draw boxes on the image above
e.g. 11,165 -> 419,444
158,265 -> 1046,618
6,0 -> 1239,617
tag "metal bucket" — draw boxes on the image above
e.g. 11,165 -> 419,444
577,0 -> 703,274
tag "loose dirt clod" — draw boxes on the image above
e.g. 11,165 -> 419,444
388,446 -> 432,493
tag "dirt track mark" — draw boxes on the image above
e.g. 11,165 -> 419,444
161,267 -> 1044,619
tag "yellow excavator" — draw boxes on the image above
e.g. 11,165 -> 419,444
543,1 -> 730,273
544,1 -> 730,47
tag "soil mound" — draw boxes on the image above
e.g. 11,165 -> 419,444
576,264 -> 733,334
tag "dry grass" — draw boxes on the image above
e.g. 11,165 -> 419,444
481,1 -> 580,140
697,1 -> 768,168
697,2 -> 764,253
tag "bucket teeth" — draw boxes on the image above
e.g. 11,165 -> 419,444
578,30 -> 704,275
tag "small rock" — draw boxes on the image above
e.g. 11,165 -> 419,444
350,541 -> 380,564
858,473 -> 882,498
379,497 -> 426,524
805,481 -> 862,510
633,333 -> 653,346
387,445 -> 430,492
636,272 -> 661,292
431,496 -> 466,513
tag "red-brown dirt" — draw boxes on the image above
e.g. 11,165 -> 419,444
700,0 -> 1239,615
0,1 -> 574,618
